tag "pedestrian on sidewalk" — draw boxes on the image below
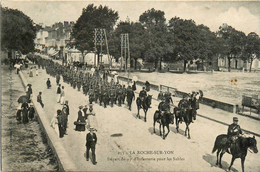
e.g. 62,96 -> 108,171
28,104 -> 35,121
29,67 -> 33,77
86,127 -> 97,165
26,84 -> 33,100
16,107 -> 22,123
56,74 -> 60,85
35,68 -> 39,76
37,92 -> 44,108
46,78 -> 51,89
60,86 -> 65,105
75,106 -> 86,131
57,110 -> 65,138
56,84 -> 61,103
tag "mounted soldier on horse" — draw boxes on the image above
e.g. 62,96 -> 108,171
153,97 -> 174,139
212,117 -> 258,172
136,86 -> 152,122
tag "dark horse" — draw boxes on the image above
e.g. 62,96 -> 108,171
136,95 -> 152,122
153,110 -> 174,139
174,107 -> 193,139
212,134 -> 258,172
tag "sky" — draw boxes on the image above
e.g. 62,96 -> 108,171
2,1 -> 260,35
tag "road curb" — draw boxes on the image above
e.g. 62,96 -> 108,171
18,70 -> 77,171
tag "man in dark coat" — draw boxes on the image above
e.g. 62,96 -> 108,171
126,86 -> 135,111
57,110 -> 64,138
37,92 -> 44,108
46,78 -> 51,89
57,84 -> 61,103
56,74 -> 60,85
86,127 -> 97,165
28,104 -> 35,120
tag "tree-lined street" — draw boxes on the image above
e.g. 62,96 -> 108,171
20,61 -> 260,171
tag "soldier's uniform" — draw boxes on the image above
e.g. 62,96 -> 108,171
117,86 -> 124,106
227,117 -> 242,146
126,86 -> 135,110
89,88 -> 95,104
109,88 -> 116,107
122,85 -> 127,104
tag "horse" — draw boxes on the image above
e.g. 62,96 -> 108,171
153,110 -> 174,139
212,134 -> 258,172
174,107 -> 193,139
136,95 -> 152,122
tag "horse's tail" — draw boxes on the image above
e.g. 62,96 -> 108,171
212,140 -> 218,154
212,134 -> 226,153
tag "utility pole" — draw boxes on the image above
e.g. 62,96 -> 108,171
94,28 -> 110,67
121,33 -> 130,72
121,33 -> 131,84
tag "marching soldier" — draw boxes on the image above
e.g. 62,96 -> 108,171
77,78 -> 81,91
109,87 -> 116,107
126,86 -> 135,111
117,85 -> 124,106
89,87 -> 95,104
122,85 -> 127,104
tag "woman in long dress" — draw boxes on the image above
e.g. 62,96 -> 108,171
60,86 -> 65,105
29,68 -> 33,77
50,110 -> 60,136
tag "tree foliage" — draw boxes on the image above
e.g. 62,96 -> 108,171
139,8 -> 170,69
71,4 -> 119,55
1,7 -> 36,54
242,32 -> 260,71
217,24 -> 246,71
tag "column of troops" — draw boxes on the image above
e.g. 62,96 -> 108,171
33,55 -> 135,109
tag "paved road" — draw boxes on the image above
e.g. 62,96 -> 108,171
23,62 -> 260,171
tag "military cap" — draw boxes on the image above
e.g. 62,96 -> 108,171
233,117 -> 238,121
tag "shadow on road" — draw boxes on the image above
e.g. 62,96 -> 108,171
170,126 -> 186,137
148,127 -> 161,137
202,153 -> 238,172
131,113 -> 146,122
111,133 -> 123,137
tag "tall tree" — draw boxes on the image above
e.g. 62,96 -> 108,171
217,24 -> 246,72
71,4 -> 119,63
242,32 -> 260,72
168,17 -> 200,72
1,7 -> 36,56
109,21 -> 146,69
139,8 -> 168,70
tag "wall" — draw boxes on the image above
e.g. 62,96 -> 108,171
117,75 -> 236,113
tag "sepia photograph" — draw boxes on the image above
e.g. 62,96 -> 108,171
1,0 -> 260,171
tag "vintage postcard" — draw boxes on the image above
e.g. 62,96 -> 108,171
1,1 -> 260,171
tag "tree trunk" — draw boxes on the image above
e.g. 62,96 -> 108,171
249,58 -> 253,72
134,59 -> 137,70
154,58 -> 158,71
81,52 -> 85,64
228,56 -> 231,72
183,60 -> 187,72
159,57 -> 162,71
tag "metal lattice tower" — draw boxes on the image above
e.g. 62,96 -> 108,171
94,28 -> 110,66
121,33 -> 130,72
